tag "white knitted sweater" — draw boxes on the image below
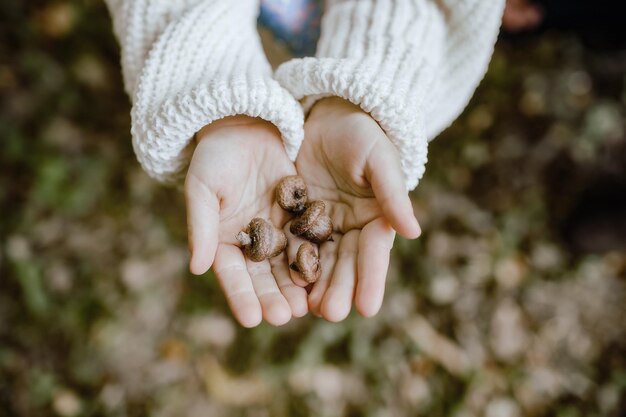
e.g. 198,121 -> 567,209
105,0 -> 504,189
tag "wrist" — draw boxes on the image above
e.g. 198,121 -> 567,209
309,97 -> 363,120
308,97 -> 383,135
195,116 -> 279,143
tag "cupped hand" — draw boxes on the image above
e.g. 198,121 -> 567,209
291,98 -> 421,321
185,116 -> 308,327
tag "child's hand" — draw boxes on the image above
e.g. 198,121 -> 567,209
292,98 -> 421,321
185,116 -> 308,327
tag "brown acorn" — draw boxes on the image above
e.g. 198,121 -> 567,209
289,242 -> 321,284
236,218 -> 287,262
290,200 -> 333,244
276,175 -> 308,214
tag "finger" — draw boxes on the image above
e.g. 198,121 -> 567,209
269,252 -> 308,318
522,4 -> 542,26
246,258 -> 292,326
185,174 -> 220,275
308,232 -> 340,316
355,218 -> 395,317
365,140 -> 421,239
321,230 -> 359,322
284,222 -> 314,287
213,244 -> 262,328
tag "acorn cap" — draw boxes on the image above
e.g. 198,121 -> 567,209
290,200 -> 333,244
289,242 -> 321,284
290,200 -> 325,236
276,175 -> 308,214
237,218 -> 287,262
302,215 -> 333,244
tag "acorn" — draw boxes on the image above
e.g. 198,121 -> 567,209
276,175 -> 308,214
290,242 -> 321,284
289,200 -> 333,244
236,218 -> 287,262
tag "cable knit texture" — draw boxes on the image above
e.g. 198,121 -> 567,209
104,0 -> 304,183
276,0 -> 504,190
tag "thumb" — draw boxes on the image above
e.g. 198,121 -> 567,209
185,174 -> 220,275
365,139 -> 421,239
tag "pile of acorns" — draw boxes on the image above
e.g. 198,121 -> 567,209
235,176 -> 333,283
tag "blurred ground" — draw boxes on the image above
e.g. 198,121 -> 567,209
1,1 -> 625,417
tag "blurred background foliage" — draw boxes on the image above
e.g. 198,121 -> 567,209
1,1 -> 625,416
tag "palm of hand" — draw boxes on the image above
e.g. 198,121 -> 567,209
298,110 -> 384,231
186,117 -> 307,327
293,98 -> 421,321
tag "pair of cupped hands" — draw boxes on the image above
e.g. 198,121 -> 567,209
185,97 -> 421,327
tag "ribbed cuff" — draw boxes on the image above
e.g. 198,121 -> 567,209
276,56 -> 429,191
131,76 -> 304,183
276,0 -> 504,190
116,0 -> 305,183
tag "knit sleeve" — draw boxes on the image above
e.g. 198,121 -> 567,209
275,0 -> 504,190
104,0 -> 304,183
